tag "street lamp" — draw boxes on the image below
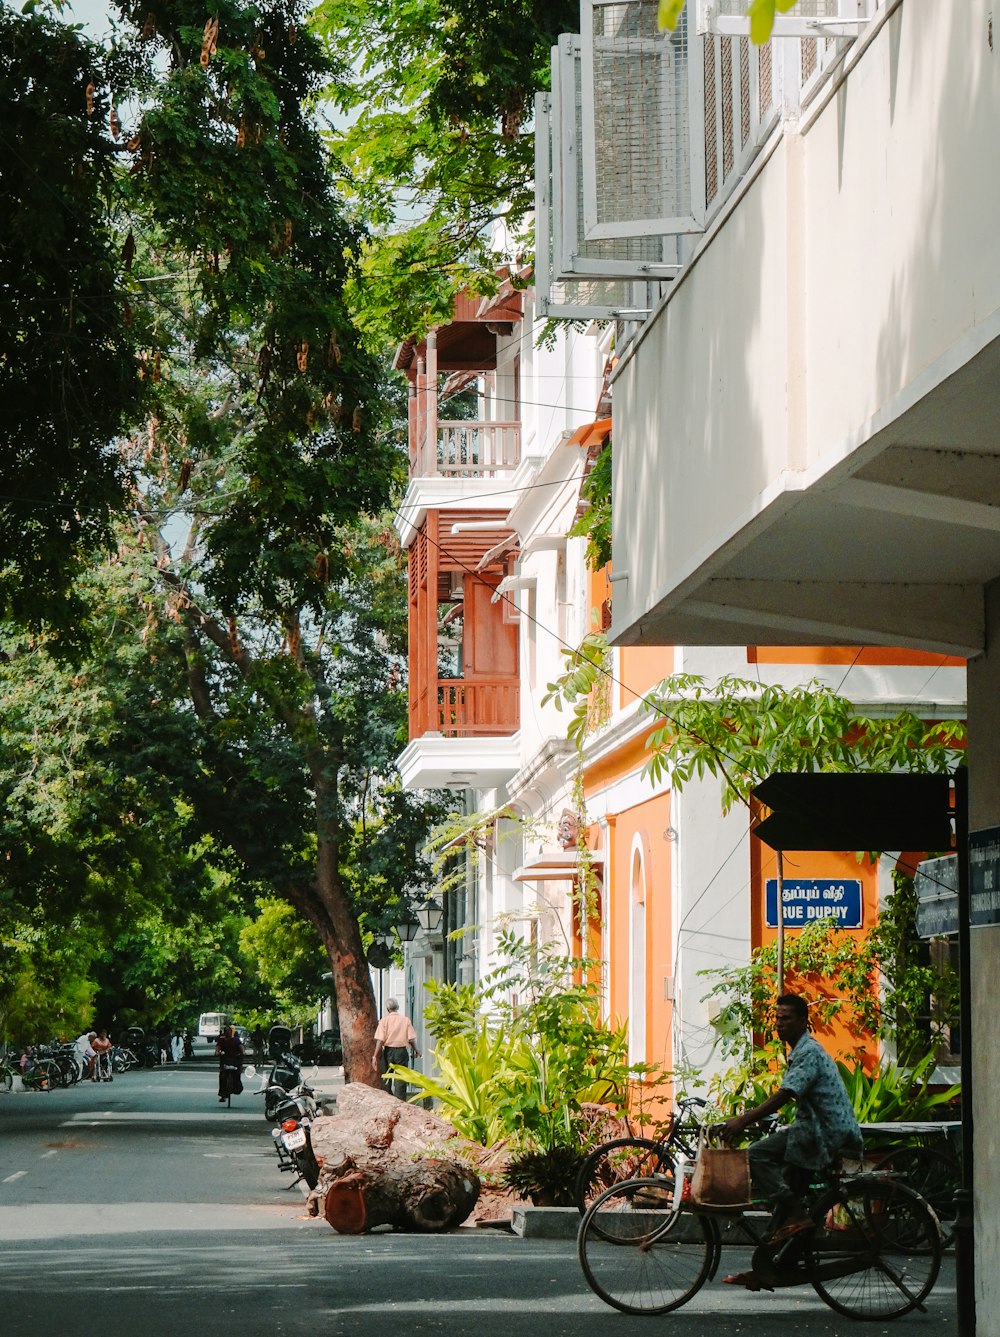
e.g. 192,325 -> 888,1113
397,911 -> 422,943
415,897 -> 443,935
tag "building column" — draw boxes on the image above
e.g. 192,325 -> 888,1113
967,576 -> 1000,1335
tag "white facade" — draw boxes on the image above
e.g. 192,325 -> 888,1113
597,0 -> 997,1326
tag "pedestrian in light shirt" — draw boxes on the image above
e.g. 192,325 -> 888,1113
371,998 -> 420,1099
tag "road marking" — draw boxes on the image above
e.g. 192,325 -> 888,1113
39,1150 -> 58,1159
2,1172 -> 27,1183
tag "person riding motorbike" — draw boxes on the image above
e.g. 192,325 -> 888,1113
215,1024 -> 244,1103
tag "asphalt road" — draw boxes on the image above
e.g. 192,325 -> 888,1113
0,1066 -> 957,1337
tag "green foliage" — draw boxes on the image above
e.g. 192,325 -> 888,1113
239,897 -> 331,1016
396,932 -> 659,1152
567,439 -> 613,573
541,632 -> 613,749
501,1145 -> 586,1206
0,6 -> 146,638
641,673 -> 965,806
111,0 -> 401,620
312,0 -> 576,344
836,1051 -> 960,1123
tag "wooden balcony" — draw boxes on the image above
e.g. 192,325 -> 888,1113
437,678 -> 519,736
410,678 -> 519,739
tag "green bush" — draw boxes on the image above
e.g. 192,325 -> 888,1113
392,931 -> 662,1158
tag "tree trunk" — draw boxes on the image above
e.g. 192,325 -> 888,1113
313,782 -> 381,1088
321,1159 -> 480,1233
307,1084 -> 481,1233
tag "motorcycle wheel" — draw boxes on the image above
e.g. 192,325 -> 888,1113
264,1088 -> 283,1122
294,1148 -> 320,1190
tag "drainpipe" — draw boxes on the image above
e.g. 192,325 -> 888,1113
426,330 -> 438,470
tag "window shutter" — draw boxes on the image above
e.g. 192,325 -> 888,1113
580,0 -> 706,242
535,90 -> 659,320
552,35 -> 681,280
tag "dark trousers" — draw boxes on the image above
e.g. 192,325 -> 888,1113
748,1128 -> 812,1213
382,1046 -> 410,1099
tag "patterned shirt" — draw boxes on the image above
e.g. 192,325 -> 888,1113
779,1032 -> 863,1170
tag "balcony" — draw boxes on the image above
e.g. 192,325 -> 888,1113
435,678 -> 520,736
412,419 -> 521,480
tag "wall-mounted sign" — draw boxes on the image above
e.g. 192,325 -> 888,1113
765,878 -> 863,929
914,855 -> 959,938
969,826 -> 1000,928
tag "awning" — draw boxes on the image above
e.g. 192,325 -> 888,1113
513,850 -> 605,883
564,417 -> 612,450
476,533 -> 519,571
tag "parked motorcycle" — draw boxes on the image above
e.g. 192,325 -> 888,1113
261,1050 -> 305,1122
258,1069 -> 321,1189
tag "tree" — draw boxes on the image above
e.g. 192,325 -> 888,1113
0,6 -> 146,639
312,0 -> 576,344
0,0 -> 444,1077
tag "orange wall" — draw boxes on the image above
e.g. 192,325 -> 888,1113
749,646 -> 965,667
750,840 -> 881,1066
598,790 -> 674,1077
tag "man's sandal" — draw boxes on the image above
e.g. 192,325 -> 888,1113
722,1271 -> 775,1292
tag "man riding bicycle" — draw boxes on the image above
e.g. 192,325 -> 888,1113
717,993 -> 863,1258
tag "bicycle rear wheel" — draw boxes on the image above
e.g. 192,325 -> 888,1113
578,1178 -> 713,1315
576,1138 -> 674,1216
806,1176 -> 942,1319
876,1145 -> 958,1247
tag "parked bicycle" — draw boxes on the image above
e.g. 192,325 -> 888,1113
578,1160 -> 943,1320
575,1097 -> 787,1219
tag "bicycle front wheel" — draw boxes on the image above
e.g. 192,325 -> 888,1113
806,1175 -> 942,1320
578,1178 -> 713,1315
576,1138 -> 673,1216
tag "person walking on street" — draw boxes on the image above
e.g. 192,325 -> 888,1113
75,1030 -> 97,1082
715,992 -> 863,1288
372,998 -> 420,1099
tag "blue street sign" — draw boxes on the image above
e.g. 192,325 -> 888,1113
764,878 -> 863,929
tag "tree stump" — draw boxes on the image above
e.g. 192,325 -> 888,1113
307,1085 -> 481,1233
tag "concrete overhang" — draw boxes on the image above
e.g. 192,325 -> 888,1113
611,294 -> 1000,661
397,733 -> 521,792
394,478 -> 522,548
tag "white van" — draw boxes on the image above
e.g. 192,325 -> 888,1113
198,1012 -> 230,1039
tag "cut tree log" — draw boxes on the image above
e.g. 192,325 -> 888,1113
307,1084 -> 481,1233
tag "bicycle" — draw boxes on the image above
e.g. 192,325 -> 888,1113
858,1121 -> 961,1249
577,1163 -> 942,1320
575,1096 -> 707,1217
111,1046 -> 139,1073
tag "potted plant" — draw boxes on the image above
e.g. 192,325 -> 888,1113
502,1143 -> 587,1207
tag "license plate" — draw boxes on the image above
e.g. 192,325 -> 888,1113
282,1128 -> 307,1151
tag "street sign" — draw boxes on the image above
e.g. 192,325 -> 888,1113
751,773 -> 953,852
765,877 -> 863,929
915,855 -> 959,938
969,826 -> 1000,928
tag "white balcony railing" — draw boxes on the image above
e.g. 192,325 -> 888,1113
412,419 -> 521,479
